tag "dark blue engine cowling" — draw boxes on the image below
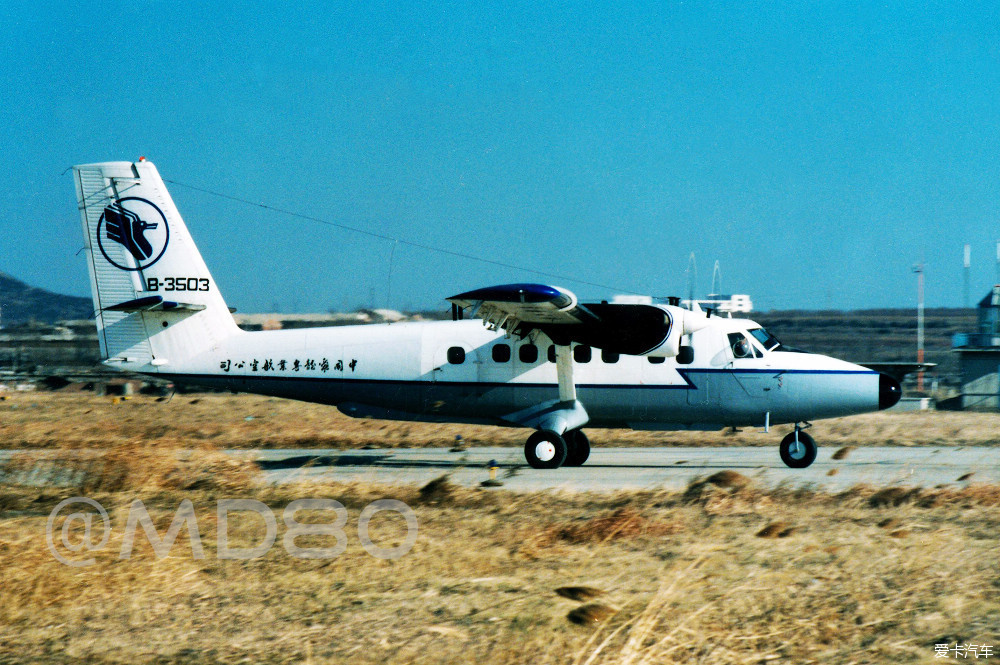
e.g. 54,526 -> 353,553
531,303 -> 673,356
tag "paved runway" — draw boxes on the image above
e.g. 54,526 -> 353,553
242,446 -> 999,492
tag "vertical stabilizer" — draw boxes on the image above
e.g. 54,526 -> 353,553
74,159 -> 241,372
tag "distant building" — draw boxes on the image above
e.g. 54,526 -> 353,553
952,285 -> 1000,409
610,295 -> 654,305
681,294 -> 754,314
611,293 -> 753,314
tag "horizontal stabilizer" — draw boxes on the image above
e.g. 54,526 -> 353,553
103,295 -> 207,313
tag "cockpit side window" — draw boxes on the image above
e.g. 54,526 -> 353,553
727,332 -> 760,359
748,327 -> 782,351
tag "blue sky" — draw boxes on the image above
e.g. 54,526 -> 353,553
3,2 -> 999,312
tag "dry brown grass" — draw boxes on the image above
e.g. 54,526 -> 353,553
1,394 -> 1000,663
0,466 -> 998,663
755,522 -> 797,538
567,603 -> 619,626
3,442 -> 257,493
545,507 -> 682,545
556,586 -> 608,602
5,391 -> 1000,450
832,445 -> 855,460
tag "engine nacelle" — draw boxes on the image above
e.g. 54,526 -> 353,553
537,303 -> 711,358
640,305 -> 711,358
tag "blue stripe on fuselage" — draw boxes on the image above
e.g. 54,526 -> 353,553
158,368 -> 877,390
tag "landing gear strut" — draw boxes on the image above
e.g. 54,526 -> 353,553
779,425 -> 817,468
520,344 -> 590,470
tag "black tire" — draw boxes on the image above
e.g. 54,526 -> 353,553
779,430 -> 817,468
524,430 -> 568,469
563,429 -> 591,467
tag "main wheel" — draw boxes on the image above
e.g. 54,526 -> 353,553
779,430 -> 817,468
525,430 -> 568,469
563,429 -> 591,467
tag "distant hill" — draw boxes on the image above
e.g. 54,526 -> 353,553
0,273 -> 93,325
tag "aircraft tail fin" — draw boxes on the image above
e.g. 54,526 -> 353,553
74,159 -> 241,371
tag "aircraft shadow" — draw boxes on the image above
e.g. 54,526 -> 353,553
255,454 -> 391,470
254,453 -> 768,471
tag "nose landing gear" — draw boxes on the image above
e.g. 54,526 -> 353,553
779,424 -> 817,468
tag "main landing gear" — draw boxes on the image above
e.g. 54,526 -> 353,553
779,424 -> 817,468
524,429 -> 591,469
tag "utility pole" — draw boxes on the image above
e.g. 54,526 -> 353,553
913,263 -> 925,393
996,240 -> 1000,285
964,244 -> 971,309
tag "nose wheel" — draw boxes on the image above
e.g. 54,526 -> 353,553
779,427 -> 817,468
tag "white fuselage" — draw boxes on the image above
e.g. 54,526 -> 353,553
152,315 -> 883,430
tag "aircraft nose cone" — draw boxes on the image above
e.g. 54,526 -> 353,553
878,373 -> 902,410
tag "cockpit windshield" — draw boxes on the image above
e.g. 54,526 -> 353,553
748,327 -> 782,351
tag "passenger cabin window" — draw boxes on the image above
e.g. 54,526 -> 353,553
601,349 -> 620,364
648,356 -> 665,364
492,344 -> 511,363
574,345 -> 592,363
519,343 -> 538,363
447,347 -> 465,364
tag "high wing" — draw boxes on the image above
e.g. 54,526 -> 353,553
447,283 -> 709,357
447,283 -> 585,328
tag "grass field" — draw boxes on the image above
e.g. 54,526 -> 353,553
2,391 -> 1000,450
1,392 -> 998,663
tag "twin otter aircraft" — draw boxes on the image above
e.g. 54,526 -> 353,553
74,159 -> 901,469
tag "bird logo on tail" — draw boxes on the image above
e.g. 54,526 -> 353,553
96,197 -> 170,270
104,202 -> 158,261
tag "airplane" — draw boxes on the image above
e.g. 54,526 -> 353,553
72,159 -> 902,470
